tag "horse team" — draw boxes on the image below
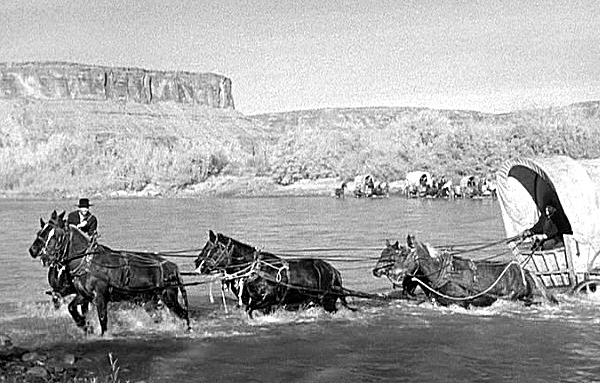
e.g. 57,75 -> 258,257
29,211 -> 557,335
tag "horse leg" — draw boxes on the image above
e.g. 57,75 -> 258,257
161,287 -> 191,330
469,295 -> 497,307
525,272 -> 558,305
95,292 -> 110,336
68,294 -> 88,330
178,284 -> 191,329
321,294 -> 338,313
338,295 -> 358,312
245,304 -> 255,319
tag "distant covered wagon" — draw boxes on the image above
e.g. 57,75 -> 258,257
404,171 -> 433,198
353,174 -> 388,198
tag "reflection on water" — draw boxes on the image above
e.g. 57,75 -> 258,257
1,197 -> 600,382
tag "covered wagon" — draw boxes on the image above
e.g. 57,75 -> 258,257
457,175 -> 479,198
353,174 -> 388,198
497,156 -> 600,292
404,171 -> 433,198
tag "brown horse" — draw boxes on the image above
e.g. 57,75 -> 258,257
31,212 -> 190,335
194,231 -> 355,317
372,239 -> 420,297
373,235 -> 558,308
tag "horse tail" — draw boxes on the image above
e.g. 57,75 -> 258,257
329,265 -> 358,311
176,269 -> 191,328
162,261 -> 191,329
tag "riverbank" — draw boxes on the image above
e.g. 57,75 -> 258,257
0,176 -> 408,200
2,99 -> 600,198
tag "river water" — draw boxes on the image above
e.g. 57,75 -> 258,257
1,196 -> 600,382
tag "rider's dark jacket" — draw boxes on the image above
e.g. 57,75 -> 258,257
66,211 -> 98,236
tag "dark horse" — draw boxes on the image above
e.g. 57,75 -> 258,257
30,211 -> 190,335
373,235 -> 557,308
29,211 -> 88,311
194,230 -> 355,317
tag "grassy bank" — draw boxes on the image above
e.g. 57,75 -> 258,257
1,99 -> 599,197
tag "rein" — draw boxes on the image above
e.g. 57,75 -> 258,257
411,260 -> 525,302
251,255 -> 290,284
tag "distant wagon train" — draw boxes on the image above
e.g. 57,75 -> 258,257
404,171 -> 434,198
352,174 -> 389,198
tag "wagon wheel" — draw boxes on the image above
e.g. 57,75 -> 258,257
571,280 -> 600,294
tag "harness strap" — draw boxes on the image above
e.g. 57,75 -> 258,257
412,260 -> 523,301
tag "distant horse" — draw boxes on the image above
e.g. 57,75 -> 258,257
372,181 -> 390,197
433,176 -> 454,198
31,212 -> 190,335
373,235 -> 558,308
194,230 -> 355,317
334,182 -> 347,198
29,211 -> 88,311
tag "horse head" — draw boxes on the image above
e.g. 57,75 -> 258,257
372,238 -> 415,284
41,223 -> 92,267
373,234 -> 436,285
194,231 -> 235,274
393,235 -> 448,291
29,210 -> 66,265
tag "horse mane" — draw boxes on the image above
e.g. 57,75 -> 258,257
415,240 -> 443,259
216,232 -> 256,252
68,224 -> 90,240
66,224 -> 118,253
216,232 -> 281,262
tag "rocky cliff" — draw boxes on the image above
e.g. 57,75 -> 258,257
0,61 -> 234,109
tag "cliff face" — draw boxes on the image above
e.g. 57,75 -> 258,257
0,62 -> 234,109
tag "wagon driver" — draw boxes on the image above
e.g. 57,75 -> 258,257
66,198 -> 98,237
521,204 -> 571,250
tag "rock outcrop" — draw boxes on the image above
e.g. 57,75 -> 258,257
0,61 -> 234,109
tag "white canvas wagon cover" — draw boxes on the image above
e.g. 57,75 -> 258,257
497,156 -> 600,254
405,171 -> 433,187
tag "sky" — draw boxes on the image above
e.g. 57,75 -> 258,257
1,0 -> 600,115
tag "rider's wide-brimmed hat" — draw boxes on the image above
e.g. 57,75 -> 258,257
77,198 -> 92,208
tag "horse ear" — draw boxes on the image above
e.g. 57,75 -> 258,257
393,241 -> 399,249
208,230 -> 216,242
407,234 -> 415,248
58,211 -> 66,221
40,218 -> 45,228
385,239 -> 391,247
51,210 -> 57,220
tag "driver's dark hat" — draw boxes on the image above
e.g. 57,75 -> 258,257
77,198 -> 92,208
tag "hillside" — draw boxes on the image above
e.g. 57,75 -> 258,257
251,102 -> 600,184
1,96 -> 600,198
0,98 -> 273,196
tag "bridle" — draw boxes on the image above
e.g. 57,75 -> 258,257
372,250 -> 398,275
44,226 -> 91,268
373,245 -> 418,287
376,245 -> 442,282
42,226 -> 71,267
197,240 -> 236,273
31,222 -> 59,260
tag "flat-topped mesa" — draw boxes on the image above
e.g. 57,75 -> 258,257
0,61 -> 235,109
